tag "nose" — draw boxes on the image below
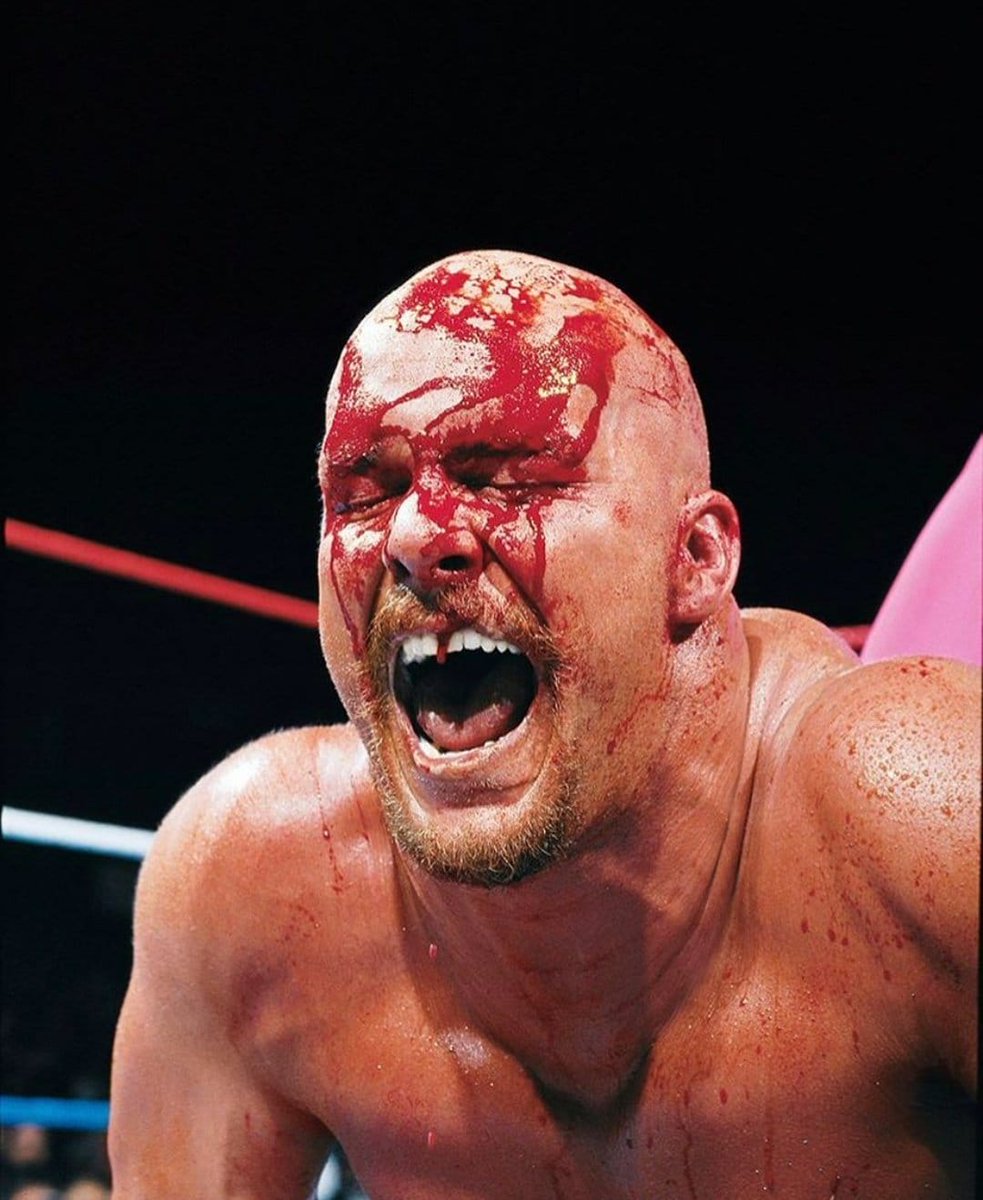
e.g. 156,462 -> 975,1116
383,488 -> 484,592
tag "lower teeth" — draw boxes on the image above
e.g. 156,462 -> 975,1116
416,734 -> 504,758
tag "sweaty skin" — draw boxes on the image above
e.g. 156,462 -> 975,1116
109,251 -> 980,1199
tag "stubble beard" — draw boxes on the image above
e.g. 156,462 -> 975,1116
358,583 -> 583,888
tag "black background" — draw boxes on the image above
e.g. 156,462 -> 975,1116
4,4 -> 978,1100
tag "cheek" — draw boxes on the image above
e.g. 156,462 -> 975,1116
481,507 -> 548,606
613,500 -> 633,527
475,500 -> 594,638
543,500 -> 673,637
478,494 -> 590,611
319,523 -> 387,657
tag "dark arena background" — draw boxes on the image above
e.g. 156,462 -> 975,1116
4,6 -> 977,1197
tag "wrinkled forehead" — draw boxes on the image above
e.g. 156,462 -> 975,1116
323,251 -> 697,460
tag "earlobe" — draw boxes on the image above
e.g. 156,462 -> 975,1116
670,491 -> 741,629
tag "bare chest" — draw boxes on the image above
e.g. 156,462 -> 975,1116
278,981 -> 969,1200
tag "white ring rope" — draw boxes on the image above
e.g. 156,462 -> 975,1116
2,806 -> 154,860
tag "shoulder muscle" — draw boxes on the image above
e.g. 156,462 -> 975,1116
791,657 -> 980,1085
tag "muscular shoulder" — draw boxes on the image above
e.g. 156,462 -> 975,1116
778,654 -> 980,1082
143,724 -> 372,882
789,654 -> 980,851
742,609 -> 979,834
132,724 -> 391,1000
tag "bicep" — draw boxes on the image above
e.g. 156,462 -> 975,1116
108,771 -> 335,1199
109,967 -> 333,1199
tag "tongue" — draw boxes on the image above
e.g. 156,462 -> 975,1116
418,699 -> 518,752
414,656 -> 530,752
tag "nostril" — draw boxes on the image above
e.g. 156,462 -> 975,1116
390,560 -> 410,584
438,555 -> 473,573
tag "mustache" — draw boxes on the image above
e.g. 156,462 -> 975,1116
365,580 -> 562,690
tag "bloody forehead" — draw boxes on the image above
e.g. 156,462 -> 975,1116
324,264 -> 628,467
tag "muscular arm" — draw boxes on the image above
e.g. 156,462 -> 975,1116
800,657 -> 980,1093
109,734 -> 335,1199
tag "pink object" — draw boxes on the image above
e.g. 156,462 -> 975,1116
862,436 -> 982,666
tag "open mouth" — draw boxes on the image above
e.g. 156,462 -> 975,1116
393,627 -> 538,755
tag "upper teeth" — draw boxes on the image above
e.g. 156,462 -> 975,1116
399,627 -> 522,664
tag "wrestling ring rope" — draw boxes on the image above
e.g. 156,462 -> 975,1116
1,515 -> 871,1186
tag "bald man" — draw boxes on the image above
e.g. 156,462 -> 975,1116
109,252 -> 979,1199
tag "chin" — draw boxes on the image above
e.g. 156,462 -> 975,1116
369,723 -> 580,887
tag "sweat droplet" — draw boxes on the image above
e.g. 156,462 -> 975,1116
427,1129 -> 436,1150
429,942 -> 439,961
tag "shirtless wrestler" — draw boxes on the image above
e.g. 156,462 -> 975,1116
108,251 -> 980,1199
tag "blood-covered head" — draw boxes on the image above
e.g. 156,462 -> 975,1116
317,252 -> 736,885
323,249 -> 709,506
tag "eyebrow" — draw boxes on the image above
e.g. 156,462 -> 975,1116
318,453 -> 373,486
320,435 -> 413,480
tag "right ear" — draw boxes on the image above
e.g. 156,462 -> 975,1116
669,490 -> 741,630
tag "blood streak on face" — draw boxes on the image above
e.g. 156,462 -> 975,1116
321,259 -> 627,656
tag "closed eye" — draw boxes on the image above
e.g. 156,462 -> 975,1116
447,446 -> 574,492
451,459 -> 581,497
325,461 -> 412,516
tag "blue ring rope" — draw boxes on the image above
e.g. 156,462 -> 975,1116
1,1095 -> 110,1130
2,810 -> 148,1133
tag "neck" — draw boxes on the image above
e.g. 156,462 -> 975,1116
396,603 -> 757,1113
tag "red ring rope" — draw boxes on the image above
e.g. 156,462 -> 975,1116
5,519 -> 318,629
